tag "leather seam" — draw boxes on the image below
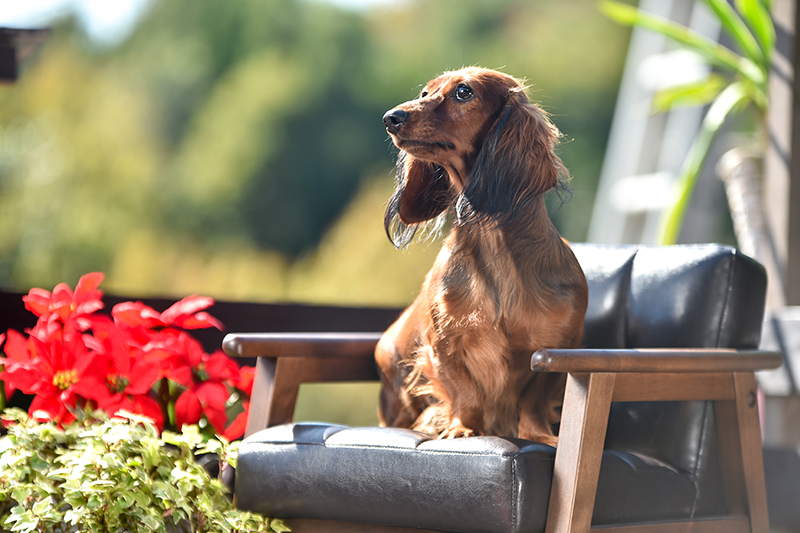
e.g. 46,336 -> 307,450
250,441 -> 539,458
332,447 -> 528,459
715,251 -> 736,348
623,248 -> 638,348
688,401 -> 709,518
512,458 -> 518,533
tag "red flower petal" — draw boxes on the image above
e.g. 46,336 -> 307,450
160,296 -> 223,330
223,402 -> 249,441
103,394 -> 164,431
175,389 -> 203,429
162,361 -> 193,388
196,381 -> 230,433
196,381 -> 229,411
204,352 -> 240,381
3,329 -> 32,363
73,374 -> 111,403
22,288 -> 55,317
73,272 -> 104,301
2,365 -> 39,396
203,407 -> 228,435
235,366 -> 255,396
160,295 -> 212,321
30,395 -> 74,425
125,357 -> 162,395
112,301 -> 163,329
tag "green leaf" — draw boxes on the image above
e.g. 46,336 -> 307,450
736,0 -> 776,58
271,518 -> 293,533
599,0 -> 766,88
10,487 -> 31,504
140,514 -> 162,531
128,489 -> 152,509
652,74 -> 728,112
63,508 -> 83,525
701,0 -> 765,67
31,498 -> 50,515
6,507 -> 36,533
657,81 -> 752,244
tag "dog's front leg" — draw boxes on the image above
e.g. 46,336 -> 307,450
518,371 -> 566,446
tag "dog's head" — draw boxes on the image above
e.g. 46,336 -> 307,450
382,67 -> 568,247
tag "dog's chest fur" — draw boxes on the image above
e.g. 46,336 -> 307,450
425,230 -> 550,391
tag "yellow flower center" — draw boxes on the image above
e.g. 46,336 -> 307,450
52,369 -> 78,391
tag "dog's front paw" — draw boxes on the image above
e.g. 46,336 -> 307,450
528,434 -> 558,447
438,418 -> 475,439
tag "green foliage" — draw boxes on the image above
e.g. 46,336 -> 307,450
0,409 -> 285,533
600,0 -> 773,245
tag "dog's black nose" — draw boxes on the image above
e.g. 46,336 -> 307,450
383,109 -> 408,134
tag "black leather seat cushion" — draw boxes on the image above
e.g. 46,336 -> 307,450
237,422 -> 699,533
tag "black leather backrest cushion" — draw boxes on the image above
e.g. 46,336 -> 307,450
570,245 -> 635,349
570,244 -> 766,516
572,243 -> 767,350
625,246 -> 766,349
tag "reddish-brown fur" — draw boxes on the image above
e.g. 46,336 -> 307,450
377,67 -> 588,445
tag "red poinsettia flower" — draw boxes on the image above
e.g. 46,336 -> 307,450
0,324 -> 109,425
88,317 -> 165,429
22,272 -> 104,329
163,333 -> 239,433
1,274 -> 244,437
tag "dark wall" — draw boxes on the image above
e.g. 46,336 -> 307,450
0,290 -> 402,356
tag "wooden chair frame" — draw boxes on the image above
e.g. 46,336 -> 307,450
223,333 -> 782,533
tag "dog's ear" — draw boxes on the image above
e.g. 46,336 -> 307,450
460,93 -> 567,224
385,152 -> 451,247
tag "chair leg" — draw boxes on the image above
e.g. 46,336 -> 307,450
715,372 -> 770,533
545,372 -> 616,533
245,357 -> 305,437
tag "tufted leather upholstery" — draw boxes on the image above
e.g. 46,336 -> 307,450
235,244 -> 768,532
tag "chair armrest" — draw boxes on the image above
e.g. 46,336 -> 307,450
222,332 -> 382,359
224,332 -> 383,435
531,348 -> 782,373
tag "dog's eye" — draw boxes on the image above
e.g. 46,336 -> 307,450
454,84 -> 474,102
420,90 -> 428,98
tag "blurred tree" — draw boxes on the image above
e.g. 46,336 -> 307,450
0,0 -> 630,305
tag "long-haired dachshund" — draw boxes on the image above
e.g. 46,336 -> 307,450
376,67 -> 588,445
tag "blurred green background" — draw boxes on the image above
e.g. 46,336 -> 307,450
0,0 -> 631,306
1,0 -> 632,425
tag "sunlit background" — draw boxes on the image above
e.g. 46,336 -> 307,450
0,0 -> 632,307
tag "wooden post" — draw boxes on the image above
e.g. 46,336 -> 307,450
545,372 -> 615,533
764,0 -> 800,307
715,373 -> 770,533
244,357 -> 305,437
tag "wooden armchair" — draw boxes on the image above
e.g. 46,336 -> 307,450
223,244 -> 781,533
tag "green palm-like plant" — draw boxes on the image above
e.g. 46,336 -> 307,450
599,0 -> 774,244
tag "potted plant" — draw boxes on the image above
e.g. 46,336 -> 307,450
600,0 -> 774,244
0,274 -> 286,532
